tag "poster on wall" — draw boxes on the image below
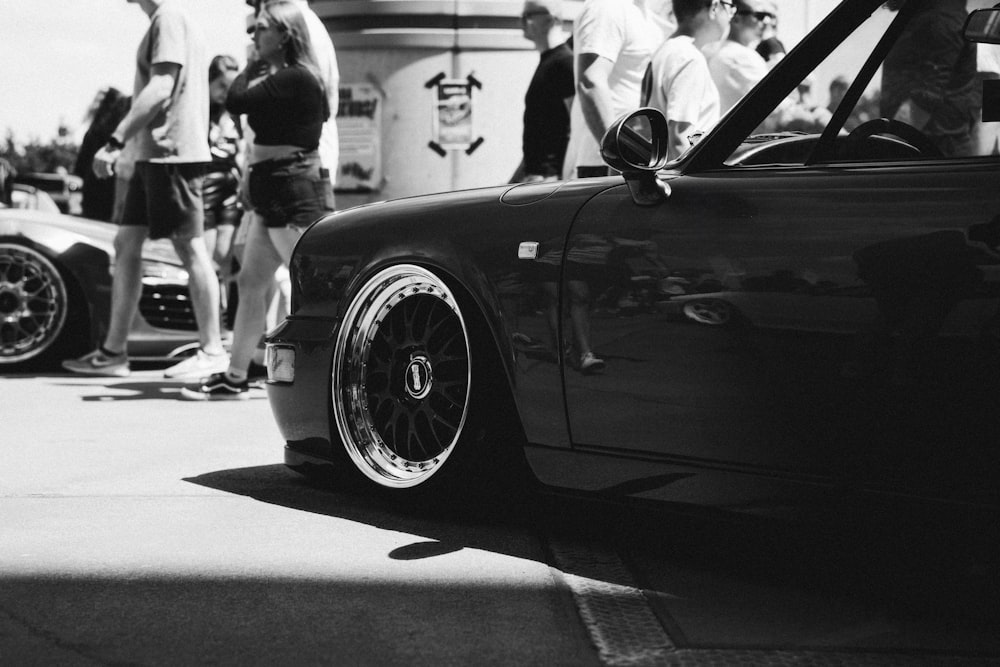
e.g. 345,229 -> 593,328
425,74 -> 484,156
433,79 -> 474,149
336,83 -> 383,192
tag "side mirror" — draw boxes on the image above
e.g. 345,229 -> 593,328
964,8 -> 1000,44
601,108 -> 671,206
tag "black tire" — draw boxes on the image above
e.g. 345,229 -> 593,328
0,242 -> 86,371
330,264 -> 526,507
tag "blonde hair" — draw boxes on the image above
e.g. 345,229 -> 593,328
260,1 -> 327,101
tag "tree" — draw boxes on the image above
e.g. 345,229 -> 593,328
1,126 -> 79,175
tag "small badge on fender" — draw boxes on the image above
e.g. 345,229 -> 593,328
518,242 -> 538,260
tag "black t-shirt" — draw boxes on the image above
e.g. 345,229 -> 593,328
226,64 -> 329,150
523,41 -> 575,178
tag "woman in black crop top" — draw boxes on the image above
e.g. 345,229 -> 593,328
183,0 -> 334,400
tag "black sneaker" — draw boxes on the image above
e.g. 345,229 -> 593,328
179,372 -> 249,401
247,360 -> 268,389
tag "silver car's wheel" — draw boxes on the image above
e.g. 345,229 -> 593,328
0,243 -> 69,365
682,299 -> 736,326
332,265 -> 471,489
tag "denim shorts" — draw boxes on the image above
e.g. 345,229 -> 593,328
248,151 -> 334,230
203,168 -> 242,230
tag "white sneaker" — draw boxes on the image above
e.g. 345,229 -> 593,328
579,351 -> 605,375
163,349 -> 230,380
62,348 -> 130,377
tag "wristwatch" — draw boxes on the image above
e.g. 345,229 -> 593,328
106,135 -> 126,151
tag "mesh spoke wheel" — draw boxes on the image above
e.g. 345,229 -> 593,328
332,265 -> 471,488
0,243 -> 68,364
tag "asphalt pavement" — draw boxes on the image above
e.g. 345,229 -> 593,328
2,369 -> 998,666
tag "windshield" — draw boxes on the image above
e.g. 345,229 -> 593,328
723,0 -> 997,167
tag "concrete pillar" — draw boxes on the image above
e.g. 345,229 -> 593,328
314,0 -> 554,208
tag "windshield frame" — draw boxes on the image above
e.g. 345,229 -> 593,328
676,0 -> 893,174
806,1 -> 924,164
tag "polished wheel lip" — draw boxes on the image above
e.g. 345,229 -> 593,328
331,264 -> 471,489
0,243 -> 68,364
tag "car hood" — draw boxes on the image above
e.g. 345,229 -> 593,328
0,207 -> 117,245
320,177 -> 618,223
0,207 -> 182,266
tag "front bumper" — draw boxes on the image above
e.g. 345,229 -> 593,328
264,316 -> 341,464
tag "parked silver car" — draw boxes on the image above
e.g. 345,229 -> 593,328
0,204 -> 199,371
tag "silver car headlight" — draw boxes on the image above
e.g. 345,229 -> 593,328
111,260 -> 189,283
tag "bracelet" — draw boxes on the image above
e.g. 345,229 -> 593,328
106,136 -> 125,151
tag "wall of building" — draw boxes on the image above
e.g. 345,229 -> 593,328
314,0 -> 537,208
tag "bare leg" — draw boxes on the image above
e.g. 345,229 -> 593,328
211,224 -> 236,272
228,220 -> 301,375
202,227 -> 218,268
567,279 -> 593,357
172,235 -> 224,355
103,225 -> 149,354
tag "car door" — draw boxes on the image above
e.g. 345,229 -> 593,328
561,3 -> 1000,508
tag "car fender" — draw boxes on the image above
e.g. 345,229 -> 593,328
292,179 -> 617,448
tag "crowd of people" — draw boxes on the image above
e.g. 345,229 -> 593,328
511,0 -> 984,183
509,0 -> 791,182
62,0 -> 338,401
58,0 -> 979,390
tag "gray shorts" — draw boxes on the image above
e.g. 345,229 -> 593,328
121,161 -> 206,239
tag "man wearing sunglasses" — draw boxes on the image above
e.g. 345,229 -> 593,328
702,0 -> 777,114
641,0 -> 727,161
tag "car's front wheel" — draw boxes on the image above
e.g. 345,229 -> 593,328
331,264 -> 514,501
0,242 -> 74,370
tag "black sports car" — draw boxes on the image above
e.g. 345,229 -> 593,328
265,0 -> 1000,526
0,205 -> 199,371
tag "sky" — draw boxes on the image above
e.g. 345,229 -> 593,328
1,1 -> 254,144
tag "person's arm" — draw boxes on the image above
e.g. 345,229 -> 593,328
92,62 -> 179,179
893,19 -> 964,130
115,63 -> 179,143
577,52 -> 617,144
663,56 -> 718,159
667,120 -> 693,161
557,49 -> 576,116
225,61 -> 281,115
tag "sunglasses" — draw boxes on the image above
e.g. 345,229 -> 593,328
520,10 -> 551,22
717,0 -> 737,16
248,21 -> 281,35
736,10 -> 776,22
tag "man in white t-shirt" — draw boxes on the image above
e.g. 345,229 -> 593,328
562,0 -> 668,179
642,0 -> 732,160
64,0 -> 226,379
702,0 -> 776,114
642,0 -> 728,160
